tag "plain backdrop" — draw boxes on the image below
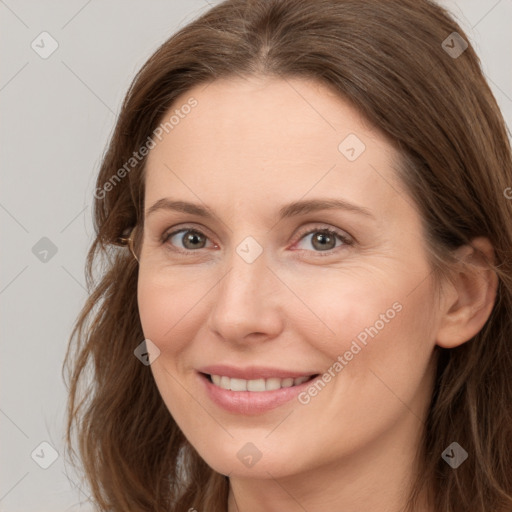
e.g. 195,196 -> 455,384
1,1 -> 511,510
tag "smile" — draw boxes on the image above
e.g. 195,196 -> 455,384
207,374 -> 316,391
197,371 -> 320,415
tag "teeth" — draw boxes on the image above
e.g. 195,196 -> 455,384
210,374 -> 312,391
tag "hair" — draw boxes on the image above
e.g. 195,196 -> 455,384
62,0 -> 512,511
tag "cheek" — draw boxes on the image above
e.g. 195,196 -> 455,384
136,269 -> 204,428
290,267 -> 425,349
136,267 -> 210,353
304,266 -> 438,395
288,280 -> 437,463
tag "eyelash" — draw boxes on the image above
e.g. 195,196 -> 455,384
160,224 -> 354,257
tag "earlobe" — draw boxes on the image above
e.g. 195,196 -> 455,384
435,237 -> 498,349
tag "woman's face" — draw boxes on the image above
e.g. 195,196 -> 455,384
137,76 -> 444,479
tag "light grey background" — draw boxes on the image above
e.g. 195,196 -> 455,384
1,1 -> 511,510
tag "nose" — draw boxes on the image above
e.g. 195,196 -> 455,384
206,243 -> 285,344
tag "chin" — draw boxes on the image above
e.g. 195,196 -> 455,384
192,439 -> 308,480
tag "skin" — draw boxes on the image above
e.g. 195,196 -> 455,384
136,75 -> 497,512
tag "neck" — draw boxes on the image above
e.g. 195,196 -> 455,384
226,412 -> 434,512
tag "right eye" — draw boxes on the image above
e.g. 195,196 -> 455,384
162,227 -> 217,255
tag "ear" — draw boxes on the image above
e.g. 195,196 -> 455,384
436,237 -> 498,349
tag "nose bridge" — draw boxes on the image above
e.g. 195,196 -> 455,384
219,237 -> 270,306
207,235 -> 283,340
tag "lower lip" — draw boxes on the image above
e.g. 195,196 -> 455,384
198,372 -> 318,415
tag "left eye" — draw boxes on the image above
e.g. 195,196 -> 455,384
162,226 -> 352,255
294,228 -> 352,253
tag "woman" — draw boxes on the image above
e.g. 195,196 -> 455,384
63,0 -> 512,511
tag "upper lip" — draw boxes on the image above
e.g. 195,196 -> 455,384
197,364 -> 319,380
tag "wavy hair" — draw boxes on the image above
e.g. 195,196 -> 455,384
63,0 -> 512,510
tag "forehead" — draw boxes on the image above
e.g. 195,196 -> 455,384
143,76 -> 409,221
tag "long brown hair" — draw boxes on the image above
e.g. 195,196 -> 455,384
62,0 -> 512,510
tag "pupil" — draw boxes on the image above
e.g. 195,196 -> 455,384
184,231 -> 204,249
314,232 -> 334,250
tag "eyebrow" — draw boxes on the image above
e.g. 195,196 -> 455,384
145,198 -> 375,221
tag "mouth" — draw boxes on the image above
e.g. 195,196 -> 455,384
200,372 -> 320,392
198,371 -> 320,414
195,364 -> 322,414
